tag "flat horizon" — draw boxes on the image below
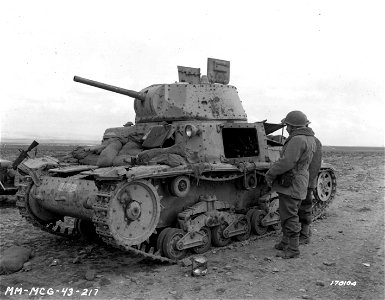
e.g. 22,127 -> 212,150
0,137 -> 384,150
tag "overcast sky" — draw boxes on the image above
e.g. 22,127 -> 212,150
1,0 -> 384,146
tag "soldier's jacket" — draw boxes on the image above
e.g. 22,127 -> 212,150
266,127 -> 316,200
308,136 -> 322,189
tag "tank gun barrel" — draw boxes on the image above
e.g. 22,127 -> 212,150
12,140 -> 39,170
73,76 -> 145,101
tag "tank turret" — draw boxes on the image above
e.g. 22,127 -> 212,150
74,58 -> 247,123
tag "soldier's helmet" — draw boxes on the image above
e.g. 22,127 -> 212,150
281,110 -> 310,127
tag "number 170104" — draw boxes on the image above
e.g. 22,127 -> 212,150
330,281 -> 357,286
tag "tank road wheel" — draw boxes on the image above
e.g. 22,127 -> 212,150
234,216 -> 251,241
212,223 -> 231,247
251,210 -> 268,235
192,226 -> 212,254
313,169 -> 337,219
156,228 -> 172,255
169,176 -> 191,197
162,228 -> 187,260
246,208 -> 256,222
103,180 -> 161,247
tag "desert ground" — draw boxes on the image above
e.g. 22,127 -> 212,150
0,144 -> 384,300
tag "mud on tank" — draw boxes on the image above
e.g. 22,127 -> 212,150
15,58 -> 337,262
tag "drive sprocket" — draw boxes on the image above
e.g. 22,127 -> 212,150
92,180 -> 173,263
93,180 -> 160,247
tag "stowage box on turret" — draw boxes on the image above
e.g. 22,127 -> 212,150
15,59 -> 336,262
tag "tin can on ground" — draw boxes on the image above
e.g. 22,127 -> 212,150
192,256 -> 207,276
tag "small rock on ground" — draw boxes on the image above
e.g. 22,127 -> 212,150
85,269 -> 96,281
99,277 -> 111,286
180,257 -> 192,267
22,262 -> 32,272
73,256 -> 82,264
264,256 -> 272,261
316,280 -> 325,286
272,268 -> 279,273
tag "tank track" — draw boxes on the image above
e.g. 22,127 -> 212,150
16,177 -> 81,239
312,168 -> 337,221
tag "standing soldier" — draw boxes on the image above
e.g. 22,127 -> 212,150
299,133 -> 322,244
265,111 -> 316,259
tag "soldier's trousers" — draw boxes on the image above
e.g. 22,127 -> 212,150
298,188 -> 313,226
278,193 -> 302,238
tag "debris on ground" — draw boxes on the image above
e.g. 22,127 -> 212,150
85,269 -> 97,281
315,280 -> 325,286
323,261 -> 336,266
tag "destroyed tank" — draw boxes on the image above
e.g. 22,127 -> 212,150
15,58 -> 336,262
1,141 -> 39,196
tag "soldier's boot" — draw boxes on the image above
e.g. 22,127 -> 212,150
299,224 -> 311,245
274,235 -> 289,251
277,236 -> 300,259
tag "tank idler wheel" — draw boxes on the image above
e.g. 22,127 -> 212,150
234,216 -> 251,241
211,223 -> 231,247
162,228 -> 187,260
169,176 -> 190,198
251,210 -> 268,235
315,170 -> 336,202
75,219 -> 98,241
192,226 -> 212,254
156,227 -> 172,255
